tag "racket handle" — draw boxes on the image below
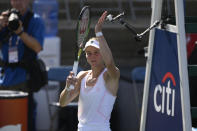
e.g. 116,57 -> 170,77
69,61 -> 79,90
72,61 -> 79,76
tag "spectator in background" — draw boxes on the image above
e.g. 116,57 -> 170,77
0,0 -> 45,130
59,11 -> 120,131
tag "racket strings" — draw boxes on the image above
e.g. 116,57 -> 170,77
80,18 -> 89,34
75,6 -> 91,70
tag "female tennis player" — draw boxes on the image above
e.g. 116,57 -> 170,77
59,11 -> 120,131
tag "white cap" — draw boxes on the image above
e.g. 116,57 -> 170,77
83,39 -> 100,51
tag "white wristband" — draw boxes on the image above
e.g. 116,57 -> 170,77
96,32 -> 103,37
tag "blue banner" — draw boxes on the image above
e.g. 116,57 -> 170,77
145,29 -> 183,131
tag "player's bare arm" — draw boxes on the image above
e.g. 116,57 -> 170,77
95,11 -> 120,96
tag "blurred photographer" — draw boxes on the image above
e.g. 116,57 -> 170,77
0,0 -> 45,130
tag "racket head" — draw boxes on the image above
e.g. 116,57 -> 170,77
76,6 -> 91,51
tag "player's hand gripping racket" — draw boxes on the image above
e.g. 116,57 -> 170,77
68,6 -> 91,90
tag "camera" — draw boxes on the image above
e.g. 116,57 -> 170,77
7,8 -> 21,31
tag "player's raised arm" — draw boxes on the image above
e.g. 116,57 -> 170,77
95,11 -> 120,80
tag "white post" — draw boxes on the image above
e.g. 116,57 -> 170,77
140,0 -> 163,131
174,0 -> 192,130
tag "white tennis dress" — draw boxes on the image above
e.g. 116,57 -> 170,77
78,69 -> 116,131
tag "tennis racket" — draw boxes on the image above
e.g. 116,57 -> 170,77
68,6 -> 91,90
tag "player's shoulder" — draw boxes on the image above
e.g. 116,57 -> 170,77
104,66 -> 120,80
77,70 -> 90,79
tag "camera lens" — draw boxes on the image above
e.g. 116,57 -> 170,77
8,9 -> 20,31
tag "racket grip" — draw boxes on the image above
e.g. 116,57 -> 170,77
72,61 -> 79,76
69,61 -> 79,90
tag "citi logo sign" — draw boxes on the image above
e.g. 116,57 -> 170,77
154,72 -> 176,116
